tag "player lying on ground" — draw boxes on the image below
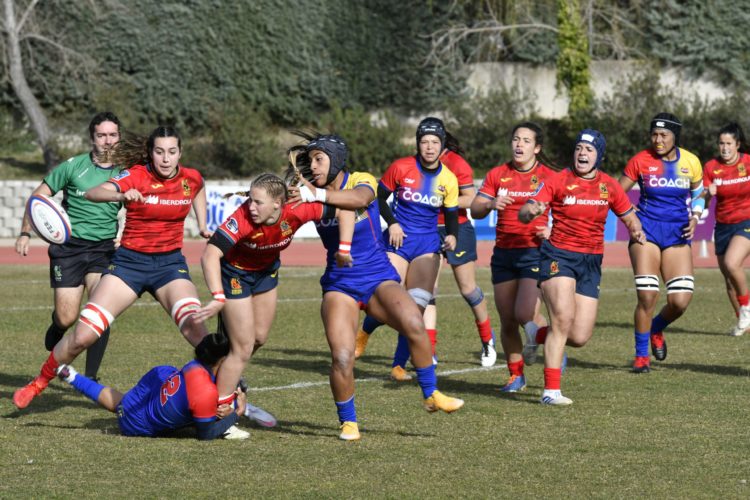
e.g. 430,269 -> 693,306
56,333 -> 249,440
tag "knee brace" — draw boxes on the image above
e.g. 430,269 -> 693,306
171,297 -> 202,328
634,275 -> 660,292
408,288 -> 433,309
461,287 -> 484,307
79,302 -> 115,337
666,276 -> 694,294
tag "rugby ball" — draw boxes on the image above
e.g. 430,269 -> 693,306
27,194 -> 71,245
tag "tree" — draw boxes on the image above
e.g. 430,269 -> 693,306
556,0 -> 593,117
1,0 -> 54,167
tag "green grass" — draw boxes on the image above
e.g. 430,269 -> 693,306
1,265 -> 749,498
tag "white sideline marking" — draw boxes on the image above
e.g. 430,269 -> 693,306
248,364 -> 507,392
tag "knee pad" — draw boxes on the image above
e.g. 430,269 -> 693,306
461,287 -> 484,307
634,275 -> 660,292
408,288 -> 433,309
666,276 -> 694,294
79,302 -> 115,337
171,297 -> 202,328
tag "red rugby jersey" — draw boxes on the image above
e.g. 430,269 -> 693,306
109,164 -> 204,253
216,202 -> 325,271
478,162 -> 556,249
703,154 -> 750,224
438,150 -> 474,225
531,169 -> 632,254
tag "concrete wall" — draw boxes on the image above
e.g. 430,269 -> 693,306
466,61 -> 727,118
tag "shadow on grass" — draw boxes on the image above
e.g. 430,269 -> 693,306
596,321 -> 726,336
0,156 -> 46,174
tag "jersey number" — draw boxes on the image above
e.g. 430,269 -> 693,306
159,374 -> 181,406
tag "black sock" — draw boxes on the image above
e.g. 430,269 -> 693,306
85,327 -> 110,380
44,311 -> 67,351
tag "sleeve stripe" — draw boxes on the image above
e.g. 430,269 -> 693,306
355,183 -> 375,194
615,206 -> 634,218
477,192 -> 494,200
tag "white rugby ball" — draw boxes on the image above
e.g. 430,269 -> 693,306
28,194 -> 71,245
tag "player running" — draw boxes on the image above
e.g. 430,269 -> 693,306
14,126 -> 210,410
620,113 -> 704,373
56,333 -> 249,440
703,122 -> 750,336
471,122 -> 556,392
16,112 -> 122,381
290,133 -> 464,440
519,129 -> 645,405
355,117 -> 460,380
195,172 -> 340,426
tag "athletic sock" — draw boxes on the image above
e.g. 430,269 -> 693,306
69,371 -> 106,403
634,331 -> 650,357
650,314 -> 670,335
85,327 -> 110,380
426,329 -> 437,355
335,396 -> 357,423
476,318 -> 493,343
543,367 -> 562,391
535,326 -> 549,345
415,365 -> 437,399
362,315 -> 383,335
40,352 -> 60,385
508,359 -> 524,377
44,312 -> 67,351
737,293 -> 749,307
392,334 -> 411,368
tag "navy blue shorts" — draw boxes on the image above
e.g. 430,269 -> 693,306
438,222 -> 477,266
117,365 -> 177,437
321,264 -> 401,309
105,247 -> 192,297
639,214 -> 690,250
714,219 -> 750,256
491,246 -> 542,284
48,237 -> 115,288
384,229 -> 440,262
221,259 -> 280,299
538,240 -> 603,299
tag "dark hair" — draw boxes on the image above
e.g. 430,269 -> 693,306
444,132 -> 465,156
106,126 -> 181,169
194,333 -> 230,367
509,121 -> 562,171
88,111 -> 121,140
717,122 -> 747,153
284,130 -> 350,187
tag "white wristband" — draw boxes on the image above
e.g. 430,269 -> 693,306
299,185 -> 327,203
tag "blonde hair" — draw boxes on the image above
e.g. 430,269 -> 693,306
222,173 -> 288,202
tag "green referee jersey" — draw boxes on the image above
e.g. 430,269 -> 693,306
43,152 -> 122,241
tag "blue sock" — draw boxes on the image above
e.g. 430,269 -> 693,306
392,334 -> 410,368
70,373 -> 105,403
362,315 -> 383,335
415,365 -> 437,399
634,331 -> 650,357
651,314 -> 670,334
335,396 -> 357,423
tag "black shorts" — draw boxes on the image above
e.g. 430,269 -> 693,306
48,237 -> 115,288
438,222 -> 478,266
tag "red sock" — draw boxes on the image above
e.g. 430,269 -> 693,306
218,393 -> 236,406
475,318 -> 493,343
536,326 -> 549,345
426,329 -> 437,355
40,352 -> 60,384
737,294 -> 749,307
508,359 -> 524,376
543,367 -> 561,390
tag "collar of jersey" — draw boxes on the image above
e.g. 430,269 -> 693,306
415,155 -> 442,176
337,171 -> 350,190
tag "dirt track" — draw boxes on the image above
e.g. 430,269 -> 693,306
0,238 -> 723,268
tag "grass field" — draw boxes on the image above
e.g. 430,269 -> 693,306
1,264 -> 749,498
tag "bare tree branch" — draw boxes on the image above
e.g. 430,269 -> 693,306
16,0 -> 39,32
